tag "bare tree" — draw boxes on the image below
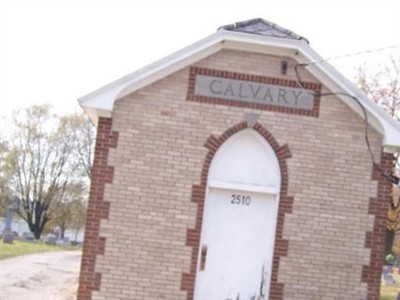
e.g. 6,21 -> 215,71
0,138 -> 13,216
357,55 -> 400,260
48,113 -> 94,238
3,104 -> 95,240
60,113 -> 95,180
357,55 -> 400,121
5,105 -> 88,239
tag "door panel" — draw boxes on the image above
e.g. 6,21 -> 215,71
194,188 -> 277,300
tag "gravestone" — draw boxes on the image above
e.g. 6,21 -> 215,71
3,197 -> 20,244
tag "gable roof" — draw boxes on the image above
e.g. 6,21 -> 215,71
79,18 -> 400,153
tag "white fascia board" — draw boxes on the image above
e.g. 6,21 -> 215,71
79,107 -> 112,127
78,29 -> 400,152
78,31 -> 227,115
78,31 -> 304,122
116,32 -> 307,99
294,44 -> 400,152
116,41 -> 223,100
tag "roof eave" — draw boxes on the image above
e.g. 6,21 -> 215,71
78,31 -> 306,122
78,30 -> 400,152
293,43 -> 400,152
78,31 -> 227,117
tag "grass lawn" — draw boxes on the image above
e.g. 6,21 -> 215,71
380,285 -> 399,300
381,271 -> 400,300
0,239 -> 77,260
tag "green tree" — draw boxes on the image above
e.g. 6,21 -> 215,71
68,195 -> 87,242
48,182 -> 87,239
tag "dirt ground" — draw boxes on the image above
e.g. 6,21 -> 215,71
0,251 -> 81,300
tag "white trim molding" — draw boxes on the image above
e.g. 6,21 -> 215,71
78,29 -> 400,152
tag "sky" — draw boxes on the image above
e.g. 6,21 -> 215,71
1,0 -> 400,117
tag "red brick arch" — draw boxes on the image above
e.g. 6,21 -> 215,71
181,121 -> 293,300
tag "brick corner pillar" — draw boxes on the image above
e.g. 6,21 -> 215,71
362,152 -> 395,300
77,117 -> 118,300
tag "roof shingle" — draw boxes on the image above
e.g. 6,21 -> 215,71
218,18 -> 309,43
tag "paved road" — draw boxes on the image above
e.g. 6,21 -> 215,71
0,251 -> 81,300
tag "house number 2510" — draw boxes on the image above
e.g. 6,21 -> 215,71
231,194 -> 251,206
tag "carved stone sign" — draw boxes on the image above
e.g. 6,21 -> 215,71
194,75 -> 314,110
187,67 -> 321,117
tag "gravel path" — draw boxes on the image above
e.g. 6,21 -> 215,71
0,251 -> 81,300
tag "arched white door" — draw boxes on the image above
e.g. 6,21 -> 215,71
194,129 -> 281,300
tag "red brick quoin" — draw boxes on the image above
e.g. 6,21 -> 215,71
181,122 -> 293,300
363,153 -> 395,300
77,117 -> 118,300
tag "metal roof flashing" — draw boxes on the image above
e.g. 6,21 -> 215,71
78,20 -> 400,152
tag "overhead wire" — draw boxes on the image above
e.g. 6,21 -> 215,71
293,60 -> 399,185
294,63 -> 377,166
299,44 -> 400,66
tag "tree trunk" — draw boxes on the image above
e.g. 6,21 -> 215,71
33,226 -> 42,240
26,219 -> 40,240
393,228 -> 400,259
26,214 -> 48,239
60,224 -> 66,239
